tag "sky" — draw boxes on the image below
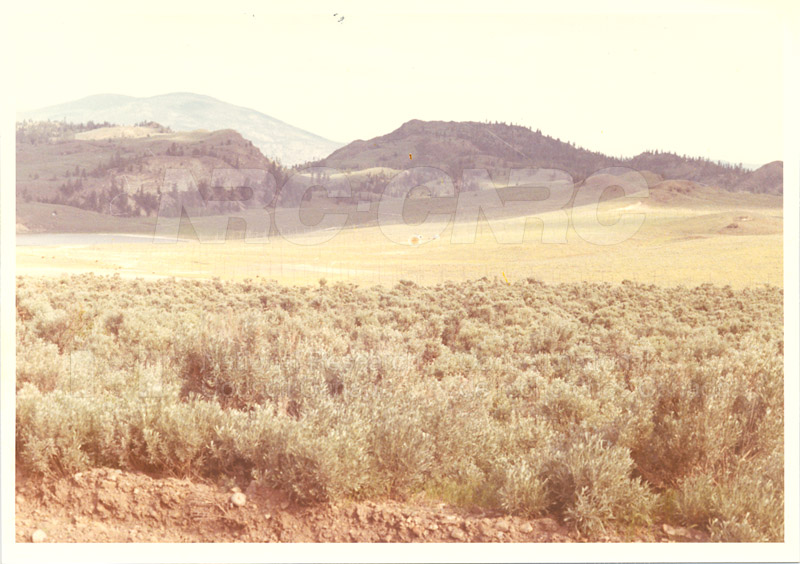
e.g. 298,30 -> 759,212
6,0 -> 792,167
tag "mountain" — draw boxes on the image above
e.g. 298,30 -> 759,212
317,120 -> 783,195
18,93 -> 343,166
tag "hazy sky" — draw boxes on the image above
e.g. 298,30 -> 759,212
9,0 -> 791,166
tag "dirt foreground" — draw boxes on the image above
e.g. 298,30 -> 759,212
15,467 -> 706,543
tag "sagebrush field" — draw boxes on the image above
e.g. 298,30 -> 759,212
15,274 -> 784,541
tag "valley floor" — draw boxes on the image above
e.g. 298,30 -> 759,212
15,198 -> 783,288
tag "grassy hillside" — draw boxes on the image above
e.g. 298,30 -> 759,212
317,119 -> 614,181
316,120 -> 783,195
732,161 -> 783,194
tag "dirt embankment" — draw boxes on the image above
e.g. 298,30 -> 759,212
15,468 -> 704,543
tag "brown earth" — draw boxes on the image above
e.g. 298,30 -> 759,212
15,467 -> 707,543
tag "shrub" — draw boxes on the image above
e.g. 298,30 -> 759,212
499,456 -> 549,517
13,274 -> 783,541
544,434 -> 657,535
673,450 -> 783,542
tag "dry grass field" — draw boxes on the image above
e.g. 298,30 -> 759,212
16,191 -> 783,288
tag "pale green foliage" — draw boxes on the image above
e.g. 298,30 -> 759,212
499,456 -> 549,518
15,275 -> 783,540
673,449 -> 783,542
544,434 -> 657,535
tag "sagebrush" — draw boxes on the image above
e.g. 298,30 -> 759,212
15,275 -> 784,540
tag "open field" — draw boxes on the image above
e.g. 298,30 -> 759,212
14,182 -> 784,543
17,192 -> 783,288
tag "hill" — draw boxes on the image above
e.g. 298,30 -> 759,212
732,161 -> 783,194
18,93 -> 343,166
317,120 -> 783,195
16,122 -> 289,221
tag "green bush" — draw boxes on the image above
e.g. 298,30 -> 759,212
499,456 -> 549,517
674,450 -> 783,542
544,434 -> 657,535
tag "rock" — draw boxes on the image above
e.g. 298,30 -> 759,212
496,519 -> 511,532
31,529 -> 47,543
279,513 -> 294,529
230,486 -> 242,493
536,517 -> 560,532
355,505 -> 370,524
662,524 -> 692,538
280,501 -> 290,510
264,513 -> 272,520
519,522 -> 533,534
230,492 -> 247,507
450,528 -> 466,540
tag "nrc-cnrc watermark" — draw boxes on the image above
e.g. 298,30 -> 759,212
151,166 -> 649,246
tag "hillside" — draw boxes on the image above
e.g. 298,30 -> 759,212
317,120 -> 783,195
16,122 -> 288,221
732,161 -> 783,194
16,115 -> 783,234
318,119 -> 613,183
17,118 -> 783,237
18,93 -> 343,166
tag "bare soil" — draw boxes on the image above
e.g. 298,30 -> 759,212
15,467 -> 706,543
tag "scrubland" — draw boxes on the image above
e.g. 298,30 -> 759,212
15,275 -> 783,541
